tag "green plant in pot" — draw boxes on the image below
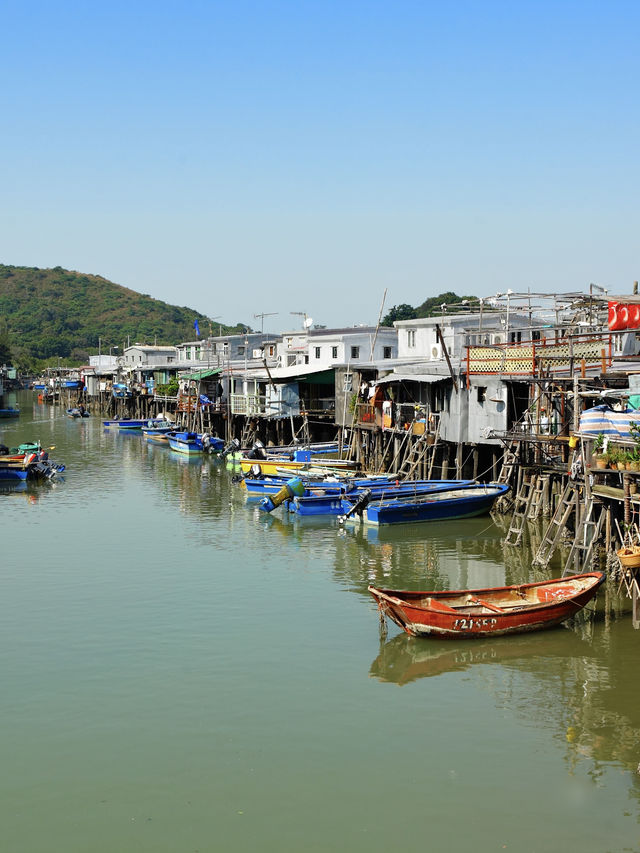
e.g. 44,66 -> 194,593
592,433 -> 608,468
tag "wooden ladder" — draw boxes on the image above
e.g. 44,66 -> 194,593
528,473 -> 551,521
532,480 -> 576,567
562,499 -> 604,577
240,420 -> 257,449
504,474 -> 537,547
397,429 -> 430,481
497,440 -> 520,488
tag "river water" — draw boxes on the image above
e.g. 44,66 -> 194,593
2,391 -> 640,852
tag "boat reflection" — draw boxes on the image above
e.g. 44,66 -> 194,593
370,628 -> 594,685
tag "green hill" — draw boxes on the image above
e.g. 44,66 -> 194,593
0,264 -> 250,369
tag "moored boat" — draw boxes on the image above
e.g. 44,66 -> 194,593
103,417 -> 169,431
368,572 -> 606,639
168,431 -> 225,455
339,483 -> 509,525
0,406 -> 20,418
285,480 -> 476,516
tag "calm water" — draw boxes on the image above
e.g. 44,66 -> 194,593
2,391 -> 640,853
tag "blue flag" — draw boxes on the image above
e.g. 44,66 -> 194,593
194,319 -> 200,338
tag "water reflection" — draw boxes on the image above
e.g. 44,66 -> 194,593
371,620 -> 640,795
370,626 -> 595,685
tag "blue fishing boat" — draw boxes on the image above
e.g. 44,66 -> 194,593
140,420 -> 177,441
286,480 -> 476,516
338,483 -> 509,526
241,473 -> 399,496
0,466 -> 28,480
103,417 -> 169,431
168,431 -> 225,455
0,406 -> 20,418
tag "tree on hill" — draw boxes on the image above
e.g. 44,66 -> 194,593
0,264 -> 251,368
0,316 -> 11,364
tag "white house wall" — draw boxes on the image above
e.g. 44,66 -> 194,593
436,377 -> 505,445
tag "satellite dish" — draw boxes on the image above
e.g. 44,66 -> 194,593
303,317 -> 313,329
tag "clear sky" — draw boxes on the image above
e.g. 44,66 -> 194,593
1,1 -> 638,332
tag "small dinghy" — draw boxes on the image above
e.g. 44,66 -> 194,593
368,572 -> 605,639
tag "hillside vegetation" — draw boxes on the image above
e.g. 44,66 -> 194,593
0,265 -> 248,369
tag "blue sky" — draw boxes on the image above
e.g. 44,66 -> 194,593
1,1 -> 638,331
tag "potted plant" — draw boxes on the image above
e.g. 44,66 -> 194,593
605,448 -> 622,470
592,433 -> 608,469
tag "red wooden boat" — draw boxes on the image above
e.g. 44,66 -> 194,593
368,572 -> 605,639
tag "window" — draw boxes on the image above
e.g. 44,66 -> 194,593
238,346 -> 245,356
383,346 -> 392,359
314,347 -> 321,359
267,344 -> 275,357
351,346 -> 360,359
477,386 -> 487,404
186,351 -> 191,360
407,330 -> 416,348
332,346 -> 338,359
343,372 -> 353,392
304,355 -> 309,364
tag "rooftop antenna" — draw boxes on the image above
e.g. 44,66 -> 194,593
253,312 -> 278,333
291,311 -> 313,330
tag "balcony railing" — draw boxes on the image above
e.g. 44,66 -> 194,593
230,394 -> 268,415
466,334 -> 613,376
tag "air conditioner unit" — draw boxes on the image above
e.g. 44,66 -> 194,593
430,344 -> 443,360
252,349 -> 263,358
492,334 -> 504,345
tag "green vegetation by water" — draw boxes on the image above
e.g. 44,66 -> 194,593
0,264 -> 251,369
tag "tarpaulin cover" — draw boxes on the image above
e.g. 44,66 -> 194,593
579,404 -> 639,439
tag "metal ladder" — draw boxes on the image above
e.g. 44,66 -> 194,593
504,474 -> 537,547
532,481 -> 576,567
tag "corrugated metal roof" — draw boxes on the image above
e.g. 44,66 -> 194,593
179,367 -> 222,380
374,372 -> 449,385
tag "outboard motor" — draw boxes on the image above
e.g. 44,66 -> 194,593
247,440 -> 267,460
259,477 -> 305,513
337,489 -> 373,524
220,437 -> 241,460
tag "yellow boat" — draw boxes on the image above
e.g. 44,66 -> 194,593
238,456 -> 359,476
